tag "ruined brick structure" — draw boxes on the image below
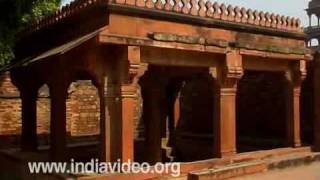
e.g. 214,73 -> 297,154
0,72 -> 102,148
0,0 -> 316,179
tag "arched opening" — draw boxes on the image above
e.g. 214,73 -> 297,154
311,14 -> 319,26
66,80 -> 100,161
137,66 -> 216,163
236,71 -> 287,152
310,38 -> 319,47
0,72 -> 21,149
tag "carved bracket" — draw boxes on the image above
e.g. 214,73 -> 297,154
286,60 -> 307,86
210,49 -> 243,90
121,46 -> 149,97
285,60 -> 307,97
128,63 -> 148,85
121,63 -> 148,97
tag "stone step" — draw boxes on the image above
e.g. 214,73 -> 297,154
188,161 -> 266,180
267,152 -> 320,170
188,152 -> 320,180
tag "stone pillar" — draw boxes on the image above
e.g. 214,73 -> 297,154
103,84 -> 134,162
49,84 -> 69,161
285,61 -> 306,148
98,78 -> 110,162
210,49 -> 243,158
315,53 -> 320,151
309,14 -> 312,27
20,89 -> 38,151
119,84 -> 140,162
101,46 -> 147,162
10,70 -> 41,152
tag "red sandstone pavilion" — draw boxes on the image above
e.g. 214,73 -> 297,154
0,0 -> 319,179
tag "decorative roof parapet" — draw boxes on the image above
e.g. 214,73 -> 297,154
21,0 -> 303,36
21,0 -> 108,35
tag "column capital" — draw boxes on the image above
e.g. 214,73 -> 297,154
128,62 -> 148,85
116,63 -> 148,98
210,49 -> 243,89
285,60 -> 307,87
116,46 -> 149,87
122,46 -> 148,85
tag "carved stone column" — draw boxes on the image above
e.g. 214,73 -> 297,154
49,82 -> 69,162
210,49 -> 243,157
102,46 -> 147,162
285,60 -> 306,148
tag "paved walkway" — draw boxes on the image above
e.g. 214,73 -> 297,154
231,162 -> 320,180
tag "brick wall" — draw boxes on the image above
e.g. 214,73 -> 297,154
67,81 -> 100,137
0,73 -> 21,148
0,73 -> 104,148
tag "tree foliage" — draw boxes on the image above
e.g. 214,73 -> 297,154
0,0 -> 62,67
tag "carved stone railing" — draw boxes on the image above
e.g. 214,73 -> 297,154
22,0 -> 303,36
309,0 -> 320,9
305,25 -> 320,34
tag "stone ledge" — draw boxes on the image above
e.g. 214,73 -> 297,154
148,32 -> 309,55
188,161 -> 266,180
187,151 -> 320,180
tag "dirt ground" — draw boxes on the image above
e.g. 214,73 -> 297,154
231,162 -> 320,180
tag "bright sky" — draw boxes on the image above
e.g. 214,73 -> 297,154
61,0 -> 311,26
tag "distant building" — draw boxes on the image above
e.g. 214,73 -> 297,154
306,0 -> 320,48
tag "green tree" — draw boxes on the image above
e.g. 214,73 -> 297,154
0,0 -> 62,67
